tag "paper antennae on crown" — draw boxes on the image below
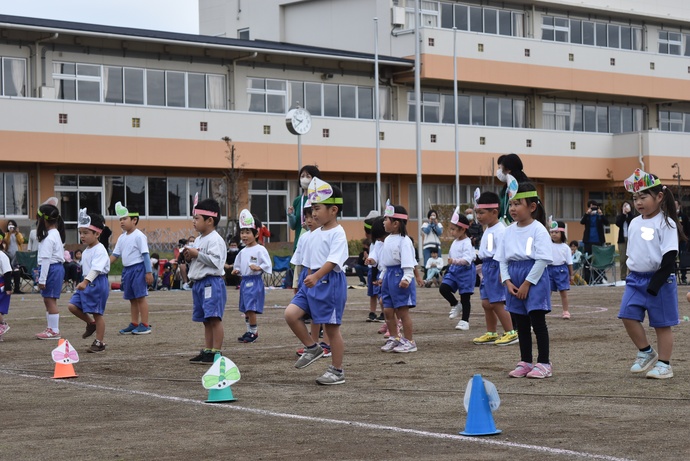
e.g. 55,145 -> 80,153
77,208 -> 102,233
192,192 -> 218,217
307,177 -> 343,205
239,209 -> 255,229
450,206 -> 469,229
624,168 -> 661,193
384,199 -> 408,220
115,201 -> 139,218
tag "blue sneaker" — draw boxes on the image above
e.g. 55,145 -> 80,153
237,332 -> 251,342
242,333 -> 258,343
119,323 -> 138,335
132,324 -> 152,335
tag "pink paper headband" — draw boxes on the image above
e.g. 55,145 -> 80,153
454,221 -> 469,229
475,203 -> 499,209
389,212 -> 408,220
86,225 -> 102,233
551,227 -> 566,232
194,208 -> 218,218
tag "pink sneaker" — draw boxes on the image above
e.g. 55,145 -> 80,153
378,323 -> 388,334
0,323 -> 9,336
508,361 -> 534,378
36,328 -> 61,340
526,363 -> 552,379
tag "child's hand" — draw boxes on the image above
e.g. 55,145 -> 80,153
232,269 -> 240,275
686,292 -> 690,303
516,281 -> 531,300
399,279 -> 410,289
373,279 -> 381,286
570,276 -> 575,284
145,273 -> 154,285
76,280 -> 88,291
416,276 -> 424,287
249,264 -> 261,272
38,283 -> 46,291
183,247 -> 199,260
458,259 -> 470,266
304,274 -> 318,288
364,258 -> 375,266
505,280 -> 518,297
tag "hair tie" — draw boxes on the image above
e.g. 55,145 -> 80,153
662,185 -> 667,190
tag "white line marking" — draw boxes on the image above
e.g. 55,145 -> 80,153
0,369 -> 634,461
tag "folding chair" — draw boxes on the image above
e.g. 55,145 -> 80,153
587,245 -> 616,286
267,255 -> 291,288
14,251 -> 39,293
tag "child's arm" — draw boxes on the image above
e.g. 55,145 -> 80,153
142,252 -> 154,285
304,262 -> 336,288
647,250 -> 677,295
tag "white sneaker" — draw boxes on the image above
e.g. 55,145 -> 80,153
449,305 -> 461,319
181,283 -> 191,291
646,361 -> 673,379
392,338 -> 417,353
630,349 -> 658,373
455,320 -> 469,331
381,337 -> 400,352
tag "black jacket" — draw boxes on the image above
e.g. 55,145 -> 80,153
580,212 -> 609,245
615,212 -> 635,243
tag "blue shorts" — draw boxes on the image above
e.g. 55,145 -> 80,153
121,262 -> 148,300
505,259 -> 551,315
192,275 -> 227,322
548,264 -> 571,292
381,265 -> 416,309
290,270 -> 347,324
41,263 -> 65,299
480,258 -> 505,304
367,267 -> 380,297
69,274 -> 109,315
618,271 -> 679,328
0,276 -> 10,314
239,274 -> 265,314
442,263 -> 476,295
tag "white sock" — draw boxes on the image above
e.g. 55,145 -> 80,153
48,313 -> 60,332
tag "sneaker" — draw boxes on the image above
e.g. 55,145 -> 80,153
189,350 -> 215,364
526,362 -> 552,379
242,333 -> 258,343
119,323 -> 138,335
508,361 -> 534,378
455,320 -> 469,331
181,282 -> 191,291
315,365 -> 345,385
0,322 -> 9,336
449,305 -> 461,319
132,324 -> 151,335
393,338 -> 417,353
366,312 -> 378,322
294,344 -> 324,369
381,337 -> 400,352
495,330 -> 519,346
320,342 -> 332,358
562,311 -> 571,319
238,332 -> 252,342
630,349 -> 658,373
473,332 -> 498,345
377,323 -> 388,334
87,339 -> 106,353
36,328 -> 61,340
646,361 -> 673,379
82,323 -> 97,339
358,282 -> 366,287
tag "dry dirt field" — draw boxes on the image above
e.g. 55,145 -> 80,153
1,282 -> 689,460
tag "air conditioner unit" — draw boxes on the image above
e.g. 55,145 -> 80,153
391,6 -> 406,26
40,86 -> 55,99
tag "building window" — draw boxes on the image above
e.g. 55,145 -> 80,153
0,172 -> 29,216
404,1 -> 439,29
238,28 -> 250,40
408,183 -> 455,218
439,3 -> 523,37
541,16 -> 642,51
249,179 -> 289,242
322,128 -> 330,138
543,102 -> 643,133
659,111 -> 685,132
59,113 -> 68,124
545,187 -> 584,220
263,125 -> 271,135
332,181 -> 390,219
200,122 -> 208,131
542,16 -> 569,42
659,31 -> 682,55
411,92 -> 526,128
247,78 -> 286,114
132,118 -> 141,128
1,57 -> 27,96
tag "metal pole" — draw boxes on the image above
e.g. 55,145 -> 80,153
414,0 -> 423,262
453,26 -> 459,206
374,17 -> 382,213
298,134 -> 302,174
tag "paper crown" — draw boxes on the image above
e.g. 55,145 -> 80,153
192,192 -> 218,217
474,188 -> 499,209
547,216 -> 565,232
303,199 -> 312,209
77,208 -> 102,233
473,188 -> 481,207
384,199 -> 408,220
624,168 -> 661,193
307,177 -> 343,205
506,174 -> 539,201
115,201 -> 139,218
450,206 -> 469,229
239,209 -> 255,229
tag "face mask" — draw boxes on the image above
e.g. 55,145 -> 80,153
150,258 -> 158,265
229,247 -> 239,253
300,177 -> 311,189
466,214 -> 474,221
496,168 -> 507,183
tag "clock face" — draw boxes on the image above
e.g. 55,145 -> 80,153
286,108 -> 312,135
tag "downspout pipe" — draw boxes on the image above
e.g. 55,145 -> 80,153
35,33 -> 58,97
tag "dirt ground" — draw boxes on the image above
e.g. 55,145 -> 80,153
1,281 -> 689,461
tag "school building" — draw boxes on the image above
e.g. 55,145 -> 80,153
3,0 -> 690,247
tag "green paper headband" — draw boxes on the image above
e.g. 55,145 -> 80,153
318,197 -> 344,205
512,191 -> 539,201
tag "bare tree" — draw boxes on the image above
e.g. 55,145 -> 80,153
221,137 -> 244,241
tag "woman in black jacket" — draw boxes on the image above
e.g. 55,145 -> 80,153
580,200 -> 609,282
615,201 -> 635,280
497,154 -> 530,223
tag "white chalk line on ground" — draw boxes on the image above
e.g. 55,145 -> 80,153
0,369 -> 633,461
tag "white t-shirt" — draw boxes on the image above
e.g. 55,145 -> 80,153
187,230 -> 227,280
82,243 -> 110,277
425,256 -> 444,270
550,242 -> 573,266
290,229 -> 311,266
235,244 -> 272,276
478,221 -> 505,260
0,251 -> 11,276
495,221 -> 553,264
626,213 -> 679,273
304,225 -> 349,271
38,228 -> 65,284
448,237 -> 474,265
378,234 -> 416,269
112,228 -> 149,267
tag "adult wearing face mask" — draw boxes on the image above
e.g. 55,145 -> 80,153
224,238 -> 242,287
615,201 -> 635,281
464,208 -> 483,249
496,153 -> 530,223
421,209 -> 444,265
287,164 -> 320,252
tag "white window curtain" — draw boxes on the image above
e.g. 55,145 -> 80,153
207,74 -> 226,110
10,59 -> 25,96
513,13 -> 524,37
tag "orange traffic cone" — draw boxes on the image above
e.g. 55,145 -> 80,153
52,339 -> 78,379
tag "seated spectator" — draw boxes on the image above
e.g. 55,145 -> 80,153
570,240 -> 587,286
63,249 -> 82,290
149,252 -> 160,290
354,239 -> 370,287
224,239 -> 241,287
160,262 -> 174,290
424,248 -> 444,287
